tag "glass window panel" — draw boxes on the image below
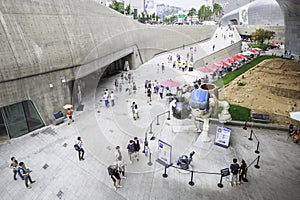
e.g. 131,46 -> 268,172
3,102 -> 28,138
0,108 -> 9,140
22,101 -> 45,132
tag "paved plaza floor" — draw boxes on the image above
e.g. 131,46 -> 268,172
0,27 -> 299,200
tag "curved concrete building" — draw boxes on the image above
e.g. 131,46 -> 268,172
0,0 -> 216,139
221,0 -> 284,25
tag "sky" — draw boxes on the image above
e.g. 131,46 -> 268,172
156,0 -> 210,10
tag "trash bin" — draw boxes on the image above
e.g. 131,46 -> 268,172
189,67 -> 193,71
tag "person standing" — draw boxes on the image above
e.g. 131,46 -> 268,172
134,137 -> 140,161
158,86 -> 164,99
230,158 -> 240,186
75,137 -> 85,161
110,91 -> 115,106
127,140 -> 136,164
132,82 -> 137,94
9,157 -> 19,180
239,160 -> 247,183
213,44 -> 215,51
144,143 -> 150,157
66,108 -> 74,125
18,162 -> 35,189
115,146 -> 122,162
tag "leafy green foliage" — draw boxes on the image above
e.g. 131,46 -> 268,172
229,104 -> 251,121
251,28 -> 275,45
109,0 -> 124,14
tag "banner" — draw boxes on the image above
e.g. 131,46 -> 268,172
239,4 -> 249,25
214,126 -> 231,148
157,139 -> 172,166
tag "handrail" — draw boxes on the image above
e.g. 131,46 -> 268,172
170,165 -> 220,175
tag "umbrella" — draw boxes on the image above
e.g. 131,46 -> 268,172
250,48 -> 259,53
160,79 -> 181,88
236,54 -> 246,59
63,104 -> 73,109
290,112 -> 300,122
229,55 -> 240,62
216,60 -> 230,66
207,64 -> 219,70
223,58 -> 236,64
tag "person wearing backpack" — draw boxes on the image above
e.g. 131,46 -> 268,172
18,162 -> 35,189
108,165 -> 122,191
230,158 -> 240,186
74,137 -> 85,161
127,140 -> 135,164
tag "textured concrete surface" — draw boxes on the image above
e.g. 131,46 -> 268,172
1,27 -> 300,200
0,0 -> 216,124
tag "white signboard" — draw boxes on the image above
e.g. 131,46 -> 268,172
214,126 -> 231,148
239,4 -> 249,25
157,140 -> 172,166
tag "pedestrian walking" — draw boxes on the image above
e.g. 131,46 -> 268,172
161,63 -> 165,73
134,137 -> 140,161
120,73 -> 124,83
118,82 -> 122,92
144,80 -> 148,93
116,160 -> 126,178
127,140 -> 136,164
9,157 -> 19,181
66,108 -> 75,125
108,165 -> 122,191
132,82 -> 137,94
103,92 -> 109,107
147,88 -> 152,103
115,146 -> 122,162
213,44 -> 215,51
158,86 -> 164,99
75,137 -> 85,161
239,160 -> 248,183
131,102 -> 136,117
114,79 -> 118,91
133,104 -> 139,120
18,162 -> 35,189
110,91 -> 115,106
230,158 -> 240,186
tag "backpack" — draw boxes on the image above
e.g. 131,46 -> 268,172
231,164 -> 239,175
107,165 -> 117,176
74,144 -> 80,151
17,167 -> 25,180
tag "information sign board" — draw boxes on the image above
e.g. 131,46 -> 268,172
157,140 -> 172,166
214,126 -> 231,148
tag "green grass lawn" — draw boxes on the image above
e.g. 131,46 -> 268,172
213,55 -> 279,122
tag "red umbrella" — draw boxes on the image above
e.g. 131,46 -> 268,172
223,58 -> 236,64
250,48 -> 259,53
197,67 -> 214,73
160,79 -> 181,88
236,54 -> 246,59
216,61 -> 230,66
229,56 -> 240,62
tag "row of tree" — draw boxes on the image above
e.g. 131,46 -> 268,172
187,3 -> 223,22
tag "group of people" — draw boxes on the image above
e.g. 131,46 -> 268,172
9,157 -> 35,189
229,158 -> 248,186
114,73 -> 137,95
126,137 -> 141,164
131,102 -> 139,120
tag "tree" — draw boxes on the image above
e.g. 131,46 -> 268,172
109,0 -> 124,14
251,28 -> 275,44
125,4 -> 132,15
198,5 -> 213,21
213,3 -> 223,20
188,8 -> 197,17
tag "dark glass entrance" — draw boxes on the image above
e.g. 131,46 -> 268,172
1,100 -> 45,139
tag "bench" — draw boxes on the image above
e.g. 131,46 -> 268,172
251,113 -> 270,123
53,111 -> 65,125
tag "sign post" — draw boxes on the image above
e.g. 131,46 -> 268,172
214,126 -> 232,148
156,140 -> 173,177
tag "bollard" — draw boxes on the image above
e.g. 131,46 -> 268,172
189,171 -> 195,186
149,123 -> 153,134
255,141 -> 260,154
254,156 -> 261,169
162,166 -> 168,178
217,175 -> 224,188
167,111 -> 171,120
156,116 -> 160,125
243,121 -> 248,130
148,153 -> 153,166
248,129 -> 253,141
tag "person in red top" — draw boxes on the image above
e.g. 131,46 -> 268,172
66,108 -> 74,125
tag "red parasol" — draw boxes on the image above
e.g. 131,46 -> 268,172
197,67 -> 214,73
160,79 -> 181,88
